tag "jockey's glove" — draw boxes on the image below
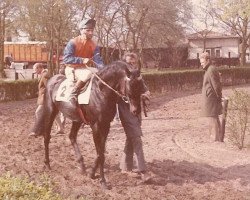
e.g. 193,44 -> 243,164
82,58 -> 90,64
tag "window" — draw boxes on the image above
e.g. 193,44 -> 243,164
246,53 -> 250,61
215,49 -> 221,58
205,49 -> 211,56
228,52 -> 231,58
197,53 -> 199,59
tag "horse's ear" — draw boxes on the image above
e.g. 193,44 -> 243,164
125,66 -> 131,78
136,69 -> 141,78
136,72 -> 142,80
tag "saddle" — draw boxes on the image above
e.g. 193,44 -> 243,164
56,77 -> 93,104
56,78 -> 93,124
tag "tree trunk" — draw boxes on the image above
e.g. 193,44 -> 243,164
56,43 -> 60,73
0,11 -> 6,78
240,40 -> 247,66
48,6 -> 54,76
203,38 -> 206,52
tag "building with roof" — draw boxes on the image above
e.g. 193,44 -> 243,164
187,30 -> 250,66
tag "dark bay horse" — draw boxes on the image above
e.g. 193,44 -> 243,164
33,61 -> 143,189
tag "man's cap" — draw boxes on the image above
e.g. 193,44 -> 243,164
78,18 -> 96,30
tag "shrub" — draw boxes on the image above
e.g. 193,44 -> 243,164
227,90 -> 250,149
0,173 -> 62,200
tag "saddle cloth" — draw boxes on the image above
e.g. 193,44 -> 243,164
55,77 -> 93,104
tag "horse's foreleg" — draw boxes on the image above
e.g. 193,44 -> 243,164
89,134 -> 100,179
69,121 -> 85,174
98,139 -> 108,189
91,123 -> 110,189
99,133 -> 110,189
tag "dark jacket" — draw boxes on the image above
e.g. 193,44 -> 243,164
118,78 -> 148,138
201,64 -> 222,117
37,70 -> 49,105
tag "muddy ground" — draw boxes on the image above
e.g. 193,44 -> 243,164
0,85 -> 250,200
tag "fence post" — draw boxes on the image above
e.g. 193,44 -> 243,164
15,71 -> 18,80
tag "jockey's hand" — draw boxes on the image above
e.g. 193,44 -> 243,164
82,58 -> 90,64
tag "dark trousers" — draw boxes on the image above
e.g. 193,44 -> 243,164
118,99 -> 146,172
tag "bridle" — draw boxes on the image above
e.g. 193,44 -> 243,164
86,64 -> 130,103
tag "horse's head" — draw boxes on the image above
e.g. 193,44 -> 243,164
98,61 -> 144,115
120,67 -> 144,115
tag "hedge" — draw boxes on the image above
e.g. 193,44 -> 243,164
1,67 -> 250,102
0,79 -> 38,102
142,67 -> 250,93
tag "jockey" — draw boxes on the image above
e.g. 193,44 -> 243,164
63,18 -> 104,107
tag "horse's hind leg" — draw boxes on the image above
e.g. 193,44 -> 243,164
44,106 -> 59,170
69,121 -> 86,174
44,130 -> 52,170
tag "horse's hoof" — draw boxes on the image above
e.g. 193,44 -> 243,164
81,169 -> 86,175
44,162 -> 51,170
101,182 -> 111,190
56,131 -> 65,135
89,173 -> 96,179
86,168 -> 96,179
43,165 -> 51,171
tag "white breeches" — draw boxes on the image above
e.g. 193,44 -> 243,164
65,66 -> 97,82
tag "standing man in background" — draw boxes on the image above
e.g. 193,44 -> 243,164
200,52 -> 223,141
63,18 -> 103,107
29,63 -> 65,136
29,63 -> 50,137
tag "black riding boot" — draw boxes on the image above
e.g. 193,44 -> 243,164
69,80 -> 85,107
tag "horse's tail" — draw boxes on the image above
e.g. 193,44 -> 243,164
33,74 -> 65,135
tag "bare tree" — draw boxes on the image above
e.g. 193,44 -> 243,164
16,0 -> 79,74
91,0 -> 124,63
0,0 -> 16,78
212,0 -> 250,66
189,0 -> 215,51
10,0 -> 191,71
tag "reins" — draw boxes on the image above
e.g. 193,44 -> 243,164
86,64 -> 129,104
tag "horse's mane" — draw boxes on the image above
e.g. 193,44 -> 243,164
97,61 -> 129,80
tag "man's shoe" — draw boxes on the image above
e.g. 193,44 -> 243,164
121,170 -> 140,178
29,132 -> 36,137
29,132 -> 43,137
140,171 -> 152,182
